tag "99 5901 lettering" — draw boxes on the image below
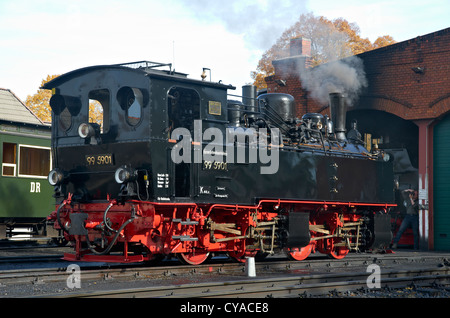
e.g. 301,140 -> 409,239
85,154 -> 114,166
203,160 -> 227,171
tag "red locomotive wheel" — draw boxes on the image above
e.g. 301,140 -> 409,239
228,250 -> 257,263
177,250 -> 211,265
328,246 -> 349,259
285,244 -> 313,261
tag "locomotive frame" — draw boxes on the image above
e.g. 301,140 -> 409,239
44,61 -> 396,264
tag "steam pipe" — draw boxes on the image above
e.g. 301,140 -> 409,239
56,193 -> 73,234
103,201 -> 118,233
56,202 -> 69,234
87,205 -> 136,255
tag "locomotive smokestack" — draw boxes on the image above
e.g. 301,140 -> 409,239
329,93 -> 347,142
242,85 -> 257,118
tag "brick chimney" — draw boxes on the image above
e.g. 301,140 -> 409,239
265,36 -> 315,114
290,37 -> 311,57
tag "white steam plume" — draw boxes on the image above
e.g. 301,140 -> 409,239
176,0 -> 308,50
300,56 -> 367,106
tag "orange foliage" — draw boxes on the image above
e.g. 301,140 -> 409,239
251,13 -> 396,90
25,75 -> 103,125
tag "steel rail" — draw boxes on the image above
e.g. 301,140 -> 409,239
1,253 -> 450,286
35,267 -> 450,298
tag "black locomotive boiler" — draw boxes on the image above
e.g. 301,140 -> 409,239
44,61 -> 395,264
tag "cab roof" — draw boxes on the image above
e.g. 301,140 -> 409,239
42,61 -> 235,91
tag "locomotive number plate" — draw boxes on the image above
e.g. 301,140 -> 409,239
203,160 -> 228,171
85,154 -> 114,166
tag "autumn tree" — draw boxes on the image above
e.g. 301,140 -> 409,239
26,75 -> 103,125
25,74 -> 59,123
372,35 -> 396,49
251,13 -> 396,90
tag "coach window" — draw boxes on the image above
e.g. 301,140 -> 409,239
18,145 -> 51,178
117,87 -> 145,126
2,142 -> 16,176
89,89 -> 110,133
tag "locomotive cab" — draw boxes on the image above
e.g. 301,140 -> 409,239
44,62 -> 235,204
45,65 -> 153,202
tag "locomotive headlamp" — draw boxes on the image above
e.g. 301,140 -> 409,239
78,123 -> 95,139
78,123 -> 100,139
48,169 -> 65,186
114,165 -> 137,184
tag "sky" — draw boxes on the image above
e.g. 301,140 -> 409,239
0,0 -> 448,101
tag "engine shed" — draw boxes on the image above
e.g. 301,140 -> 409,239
265,27 -> 450,251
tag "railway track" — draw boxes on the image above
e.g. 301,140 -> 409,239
0,252 -> 448,284
1,251 -> 450,297
34,267 -> 450,298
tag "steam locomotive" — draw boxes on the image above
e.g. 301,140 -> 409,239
44,61 -> 395,264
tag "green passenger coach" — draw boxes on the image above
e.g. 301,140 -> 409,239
0,88 -> 54,239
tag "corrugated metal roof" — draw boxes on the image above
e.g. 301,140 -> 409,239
0,88 -> 45,126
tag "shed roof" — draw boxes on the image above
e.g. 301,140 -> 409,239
0,88 -> 46,126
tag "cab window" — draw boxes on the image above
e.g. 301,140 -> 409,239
89,89 -> 110,133
167,87 -> 200,133
117,87 -> 146,126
